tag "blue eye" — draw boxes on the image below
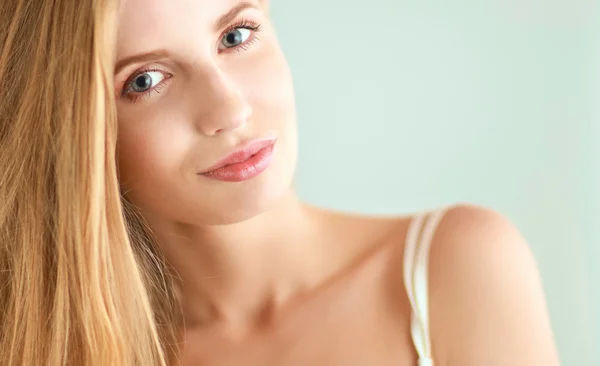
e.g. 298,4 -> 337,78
220,28 -> 252,49
127,71 -> 166,93
120,69 -> 171,102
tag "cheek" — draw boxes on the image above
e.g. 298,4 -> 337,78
241,39 -> 296,120
116,114 -> 194,192
242,41 -> 298,171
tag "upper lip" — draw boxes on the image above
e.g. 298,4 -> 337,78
198,138 -> 276,174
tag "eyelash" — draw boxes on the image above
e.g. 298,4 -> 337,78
120,19 -> 262,103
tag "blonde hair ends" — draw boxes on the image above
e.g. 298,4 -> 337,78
0,1 -> 181,365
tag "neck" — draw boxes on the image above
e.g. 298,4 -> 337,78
144,190 -> 331,330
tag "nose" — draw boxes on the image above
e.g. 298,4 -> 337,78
189,64 -> 252,137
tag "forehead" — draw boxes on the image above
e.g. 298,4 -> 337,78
115,0 -> 251,59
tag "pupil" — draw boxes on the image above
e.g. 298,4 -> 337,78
134,75 -> 151,91
226,30 -> 242,45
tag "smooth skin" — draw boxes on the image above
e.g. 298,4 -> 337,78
114,0 -> 561,365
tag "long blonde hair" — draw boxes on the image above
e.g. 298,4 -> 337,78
0,0 -> 181,364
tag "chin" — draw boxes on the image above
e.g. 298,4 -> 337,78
210,192 -> 286,225
194,181 -> 293,226
188,155 -> 297,226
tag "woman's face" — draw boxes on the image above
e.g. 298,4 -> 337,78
114,0 -> 297,225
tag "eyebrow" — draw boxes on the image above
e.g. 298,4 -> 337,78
214,1 -> 258,32
114,2 -> 257,75
114,50 -> 170,75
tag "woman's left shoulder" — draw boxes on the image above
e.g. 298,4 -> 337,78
431,202 -> 528,255
422,203 -> 561,366
426,203 -> 544,305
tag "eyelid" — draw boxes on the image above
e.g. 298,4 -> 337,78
221,18 -> 260,34
121,64 -> 167,87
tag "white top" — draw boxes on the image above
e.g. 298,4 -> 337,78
403,207 -> 448,366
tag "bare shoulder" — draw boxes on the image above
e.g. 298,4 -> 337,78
321,203 -> 560,366
423,203 -> 561,366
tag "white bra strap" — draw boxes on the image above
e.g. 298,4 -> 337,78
404,207 -> 448,364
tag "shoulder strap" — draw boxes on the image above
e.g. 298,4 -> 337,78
403,207 -> 448,366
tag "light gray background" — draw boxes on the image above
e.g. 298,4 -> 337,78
271,1 -> 598,365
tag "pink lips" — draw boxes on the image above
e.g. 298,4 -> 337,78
198,139 -> 276,182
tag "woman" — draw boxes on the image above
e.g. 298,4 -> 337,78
0,0 -> 560,365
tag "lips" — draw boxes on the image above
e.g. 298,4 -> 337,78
198,138 -> 276,182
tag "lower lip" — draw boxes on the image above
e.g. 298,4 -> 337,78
200,143 -> 275,182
